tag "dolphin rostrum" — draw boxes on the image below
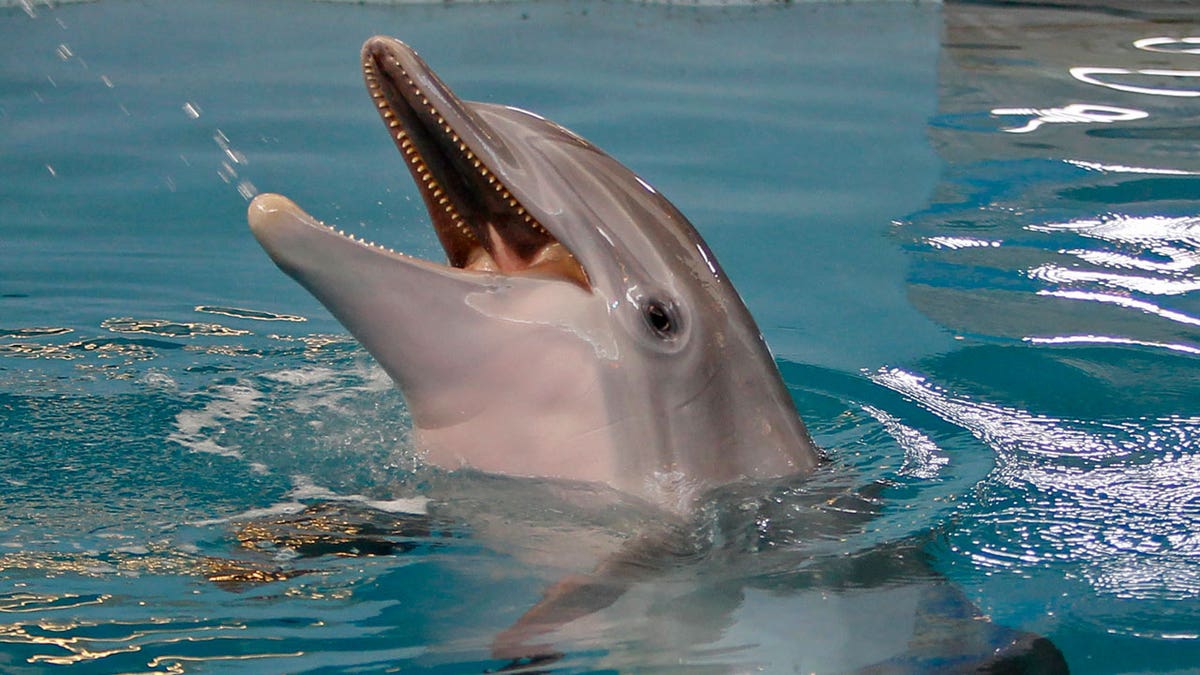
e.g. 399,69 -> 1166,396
249,36 -> 820,509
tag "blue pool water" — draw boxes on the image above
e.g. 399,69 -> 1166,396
3,0 -> 1199,671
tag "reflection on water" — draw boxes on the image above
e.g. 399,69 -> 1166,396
899,3 -> 1200,663
1068,35 -> 1200,100
860,404 -> 949,480
193,305 -> 306,322
1028,214 -> 1200,294
1023,213 -> 1200,352
0,590 -> 312,669
912,3 -> 1200,358
874,367 -> 1200,606
991,104 -> 1148,134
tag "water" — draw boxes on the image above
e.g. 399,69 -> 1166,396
2,0 -> 1199,672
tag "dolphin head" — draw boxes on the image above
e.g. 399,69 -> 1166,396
249,37 -> 819,508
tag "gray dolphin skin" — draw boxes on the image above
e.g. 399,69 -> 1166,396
249,36 -> 820,509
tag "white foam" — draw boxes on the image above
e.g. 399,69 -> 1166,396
168,383 -> 265,459
191,501 -> 308,527
261,367 -> 338,386
288,475 -> 429,515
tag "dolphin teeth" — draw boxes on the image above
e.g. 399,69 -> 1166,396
364,40 -> 585,285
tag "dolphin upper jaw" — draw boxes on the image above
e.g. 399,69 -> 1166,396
359,36 -> 591,289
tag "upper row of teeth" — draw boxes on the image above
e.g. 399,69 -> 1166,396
362,55 -> 551,241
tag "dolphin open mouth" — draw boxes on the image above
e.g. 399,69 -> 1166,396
360,37 -> 590,289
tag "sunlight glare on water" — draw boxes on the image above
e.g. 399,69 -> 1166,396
894,4 -> 1200,667
874,367 -> 1200,603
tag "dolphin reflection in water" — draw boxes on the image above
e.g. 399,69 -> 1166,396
247,37 -> 1067,672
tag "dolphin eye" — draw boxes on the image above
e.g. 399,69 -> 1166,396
642,299 -> 678,340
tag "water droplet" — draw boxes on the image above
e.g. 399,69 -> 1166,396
237,180 -> 258,201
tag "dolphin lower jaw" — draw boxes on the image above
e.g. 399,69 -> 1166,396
360,37 -> 590,289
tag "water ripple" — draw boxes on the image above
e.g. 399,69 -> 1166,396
872,367 -> 1200,601
193,306 -> 306,322
1027,264 -> 1200,296
1037,290 -> 1200,327
1024,334 -> 1200,356
860,404 -> 948,479
0,327 -> 73,338
1028,214 -> 1200,297
102,317 -> 251,338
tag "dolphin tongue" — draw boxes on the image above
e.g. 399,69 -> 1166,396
467,223 -> 583,286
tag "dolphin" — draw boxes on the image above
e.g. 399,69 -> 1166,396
248,36 -> 821,510
243,38 -> 1069,671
